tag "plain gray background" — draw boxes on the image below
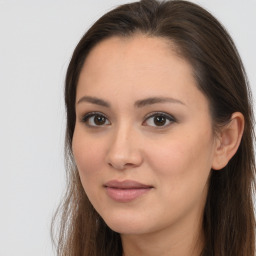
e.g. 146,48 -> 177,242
0,1 -> 255,255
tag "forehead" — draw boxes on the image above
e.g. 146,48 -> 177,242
77,35 -> 208,111
81,35 -> 179,77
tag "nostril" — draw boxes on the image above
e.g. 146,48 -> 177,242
108,162 -> 125,170
108,161 -> 137,170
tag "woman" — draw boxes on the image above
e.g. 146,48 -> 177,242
52,0 -> 255,255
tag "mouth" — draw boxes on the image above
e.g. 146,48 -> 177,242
103,180 -> 153,203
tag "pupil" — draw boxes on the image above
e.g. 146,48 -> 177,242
154,116 -> 166,126
94,115 -> 105,125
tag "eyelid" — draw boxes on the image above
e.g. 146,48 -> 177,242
80,111 -> 111,127
143,111 -> 176,127
79,111 -> 176,128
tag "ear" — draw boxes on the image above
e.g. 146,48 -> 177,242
212,112 -> 244,170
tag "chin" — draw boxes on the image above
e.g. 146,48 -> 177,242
107,222 -> 147,235
101,212 -> 157,235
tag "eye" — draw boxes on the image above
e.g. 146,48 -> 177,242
143,112 -> 176,127
81,112 -> 110,127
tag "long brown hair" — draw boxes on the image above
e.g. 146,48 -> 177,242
52,1 -> 256,255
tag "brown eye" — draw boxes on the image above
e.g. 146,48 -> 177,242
143,112 -> 175,127
153,116 -> 167,126
94,115 -> 107,125
82,113 -> 110,127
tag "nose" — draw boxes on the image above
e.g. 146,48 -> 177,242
105,125 -> 143,170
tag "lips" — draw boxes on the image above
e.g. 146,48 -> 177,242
104,180 -> 153,202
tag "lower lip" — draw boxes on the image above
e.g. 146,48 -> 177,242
105,187 -> 152,202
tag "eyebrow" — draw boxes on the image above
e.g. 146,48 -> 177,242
77,96 -> 185,108
134,97 -> 185,108
77,96 -> 110,107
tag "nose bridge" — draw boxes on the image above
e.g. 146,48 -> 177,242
106,122 -> 143,170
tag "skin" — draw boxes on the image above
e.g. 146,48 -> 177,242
72,35 -> 243,256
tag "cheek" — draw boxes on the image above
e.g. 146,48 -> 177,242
146,135 -> 213,224
72,132 -> 108,210
72,129 -> 105,185
146,130 -> 214,191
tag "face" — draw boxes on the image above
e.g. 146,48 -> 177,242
72,35 -> 218,236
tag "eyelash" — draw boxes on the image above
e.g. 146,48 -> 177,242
81,112 -> 110,127
80,111 -> 176,128
143,112 -> 176,128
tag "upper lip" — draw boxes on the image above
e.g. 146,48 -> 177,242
104,180 -> 153,189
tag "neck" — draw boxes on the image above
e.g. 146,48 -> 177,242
121,213 -> 204,256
